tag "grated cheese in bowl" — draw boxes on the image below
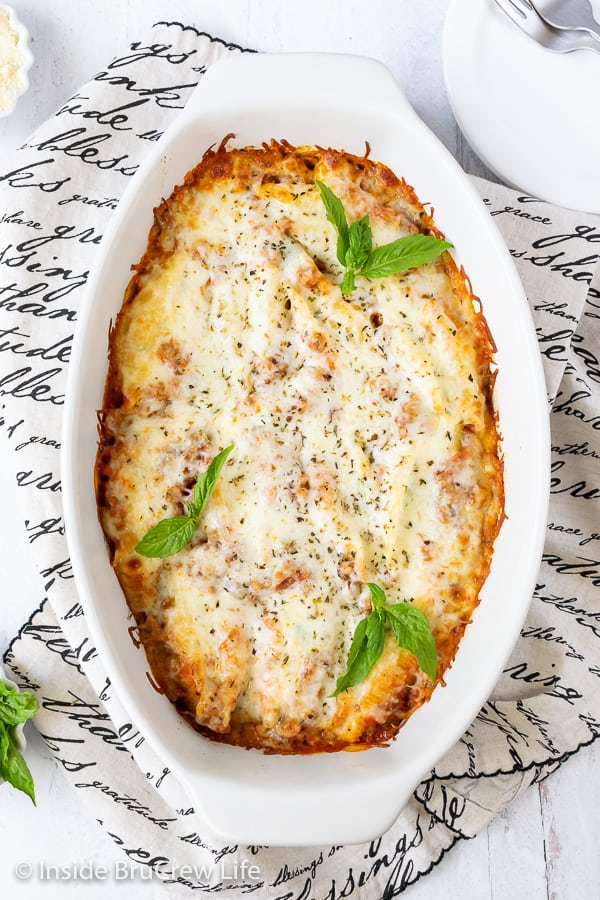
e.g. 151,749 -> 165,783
0,4 -> 33,117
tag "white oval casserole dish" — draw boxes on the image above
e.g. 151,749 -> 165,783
62,52 -> 550,847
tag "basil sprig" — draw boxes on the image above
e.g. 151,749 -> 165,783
0,680 -> 38,803
135,444 -> 234,559
331,583 -> 438,696
315,179 -> 452,296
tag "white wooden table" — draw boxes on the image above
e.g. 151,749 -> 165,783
1,2 -> 598,897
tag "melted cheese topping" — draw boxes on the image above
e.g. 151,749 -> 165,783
96,142 -> 503,752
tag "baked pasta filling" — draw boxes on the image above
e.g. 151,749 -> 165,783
96,139 -> 504,753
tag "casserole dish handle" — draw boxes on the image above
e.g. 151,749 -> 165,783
180,52 -> 419,125
177,762 -> 418,846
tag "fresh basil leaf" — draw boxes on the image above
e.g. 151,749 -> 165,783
365,608 -> 386,663
332,584 -> 438,696
0,729 -> 35,804
316,177 -> 452,295
360,234 -> 452,280
365,582 -> 387,613
331,618 -> 367,697
136,444 -> 233,558
340,269 -> 356,297
0,682 -> 39,726
0,724 -> 8,766
331,611 -> 385,696
315,179 -> 349,266
191,444 -> 234,517
135,516 -> 196,559
386,603 -> 438,682
346,216 -> 372,271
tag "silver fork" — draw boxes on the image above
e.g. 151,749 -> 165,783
493,0 -> 600,51
529,0 -> 600,40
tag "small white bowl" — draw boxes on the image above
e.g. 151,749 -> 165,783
0,4 -> 33,118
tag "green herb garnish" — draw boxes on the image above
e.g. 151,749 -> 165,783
135,444 -> 234,559
315,179 -> 452,296
331,583 -> 438,696
0,680 -> 38,803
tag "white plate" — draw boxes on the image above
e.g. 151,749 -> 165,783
443,0 -> 600,213
62,52 -> 549,847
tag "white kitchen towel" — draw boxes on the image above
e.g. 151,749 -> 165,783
2,21 -> 600,898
